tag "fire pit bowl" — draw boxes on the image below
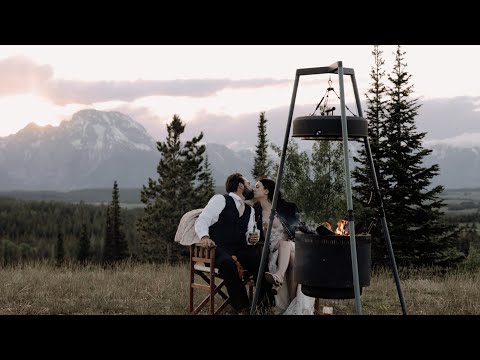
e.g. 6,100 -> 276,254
295,232 -> 371,299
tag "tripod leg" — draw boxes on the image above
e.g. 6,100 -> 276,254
250,73 -> 301,315
364,136 -> 408,315
338,64 -> 362,315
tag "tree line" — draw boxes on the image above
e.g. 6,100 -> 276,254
0,196 -> 143,265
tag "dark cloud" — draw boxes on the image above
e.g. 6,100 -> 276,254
0,56 -> 290,105
44,78 -> 290,105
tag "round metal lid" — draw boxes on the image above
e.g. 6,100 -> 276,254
292,115 -> 368,140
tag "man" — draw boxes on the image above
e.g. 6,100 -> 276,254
195,173 -> 267,314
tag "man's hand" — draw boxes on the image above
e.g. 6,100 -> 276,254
200,236 -> 216,248
248,232 -> 259,245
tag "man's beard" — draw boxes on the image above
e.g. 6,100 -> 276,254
243,188 -> 254,201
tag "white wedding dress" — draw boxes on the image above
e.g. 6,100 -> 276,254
267,224 -> 316,315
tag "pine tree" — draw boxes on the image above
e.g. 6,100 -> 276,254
197,153 -> 215,204
77,223 -> 90,263
137,114 -> 205,263
103,206 -> 114,264
380,46 -> 461,267
252,112 -> 273,179
111,181 -> 129,262
55,231 -> 65,266
352,45 -> 390,260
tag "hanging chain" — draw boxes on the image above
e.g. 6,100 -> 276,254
311,76 -> 357,117
310,89 -> 329,116
330,86 -> 357,116
320,77 -> 332,115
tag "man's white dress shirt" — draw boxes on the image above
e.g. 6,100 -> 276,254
195,192 -> 259,245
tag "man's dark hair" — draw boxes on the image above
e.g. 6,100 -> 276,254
225,173 -> 244,193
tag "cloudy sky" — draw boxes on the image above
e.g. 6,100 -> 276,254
1,45 -> 480,149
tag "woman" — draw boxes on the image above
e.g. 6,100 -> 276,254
252,177 -> 315,315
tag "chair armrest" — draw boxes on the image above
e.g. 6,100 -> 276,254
192,243 -> 217,249
190,243 -> 216,262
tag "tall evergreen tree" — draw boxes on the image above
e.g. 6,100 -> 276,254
111,181 -> 129,262
197,153 -> 215,204
137,114 -> 205,263
380,46 -> 461,266
352,45 -> 390,260
252,112 -> 273,179
55,231 -> 65,266
77,223 -> 90,263
103,206 -> 114,264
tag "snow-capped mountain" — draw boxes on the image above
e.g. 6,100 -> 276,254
205,143 -> 255,185
0,109 -> 159,190
424,134 -> 480,189
1,109 -> 479,191
0,109 -> 256,191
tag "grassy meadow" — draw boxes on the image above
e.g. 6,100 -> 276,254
1,261 -> 480,315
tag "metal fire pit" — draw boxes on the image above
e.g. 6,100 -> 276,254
292,115 -> 368,140
295,232 -> 371,299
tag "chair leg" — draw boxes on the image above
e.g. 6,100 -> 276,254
190,245 -> 240,315
189,247 -> 195,313
190,245 -> 233,315
210,273 -> 215,315
210,249 -> 216,315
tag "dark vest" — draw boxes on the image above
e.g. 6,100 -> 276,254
209,194 -> 251,249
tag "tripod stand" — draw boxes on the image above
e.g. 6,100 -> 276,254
250,61 -> 407,315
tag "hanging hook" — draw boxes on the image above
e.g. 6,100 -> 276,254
320,76 -> 336,115
327,76 -> 333,91
311,76 -> 338,116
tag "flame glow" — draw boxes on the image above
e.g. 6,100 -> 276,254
335,219 -> 349,236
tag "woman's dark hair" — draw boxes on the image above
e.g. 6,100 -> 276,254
256,177 -> 299,222
225,173 -> 245,193
257,177 -> 282,203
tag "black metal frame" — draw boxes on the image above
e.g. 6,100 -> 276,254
250,61 -> 407,315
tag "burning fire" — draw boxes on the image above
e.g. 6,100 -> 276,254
336,219 -> 349,236
321,218 -> 350,236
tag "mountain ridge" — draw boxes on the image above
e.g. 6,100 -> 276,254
0,109 -> 254,190
1,108 -> 479,190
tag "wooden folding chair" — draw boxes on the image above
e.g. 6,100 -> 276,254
189,244 -> 254,315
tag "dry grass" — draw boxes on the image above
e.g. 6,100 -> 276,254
321,267 -> 480,315
1,261 -> 480,315
0,261 -> 190,315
